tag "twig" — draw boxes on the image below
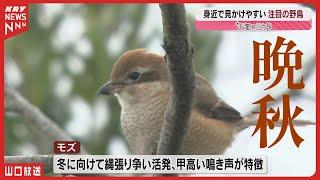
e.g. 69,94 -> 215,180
4,86 -> 89,154
156,4 -> 196,155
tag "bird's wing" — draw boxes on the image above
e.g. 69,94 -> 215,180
194,74 -> 243,122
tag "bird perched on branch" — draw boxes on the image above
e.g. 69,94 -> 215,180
98,49 -> 313,155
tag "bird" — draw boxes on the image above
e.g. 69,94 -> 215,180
98,49 -> 313,155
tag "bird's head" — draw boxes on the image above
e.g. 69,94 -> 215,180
98,49 -> 170,105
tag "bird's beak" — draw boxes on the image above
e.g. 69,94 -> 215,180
98,81 -> 123,95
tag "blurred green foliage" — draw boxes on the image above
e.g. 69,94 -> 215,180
5,4 -> 221,155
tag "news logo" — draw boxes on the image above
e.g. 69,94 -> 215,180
4,5 -> 28,39
4,163 -> 43,177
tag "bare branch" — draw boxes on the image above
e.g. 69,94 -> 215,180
157,4 -> 196,155
4,86 -> 89,154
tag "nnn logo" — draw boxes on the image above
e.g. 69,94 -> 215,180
4,5 -> 28,38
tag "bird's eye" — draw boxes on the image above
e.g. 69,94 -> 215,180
128,72 -> 141,81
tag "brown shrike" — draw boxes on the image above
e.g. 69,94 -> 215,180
98,49 -> 310,155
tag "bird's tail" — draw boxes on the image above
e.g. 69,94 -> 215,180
240,117 -> 315,130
